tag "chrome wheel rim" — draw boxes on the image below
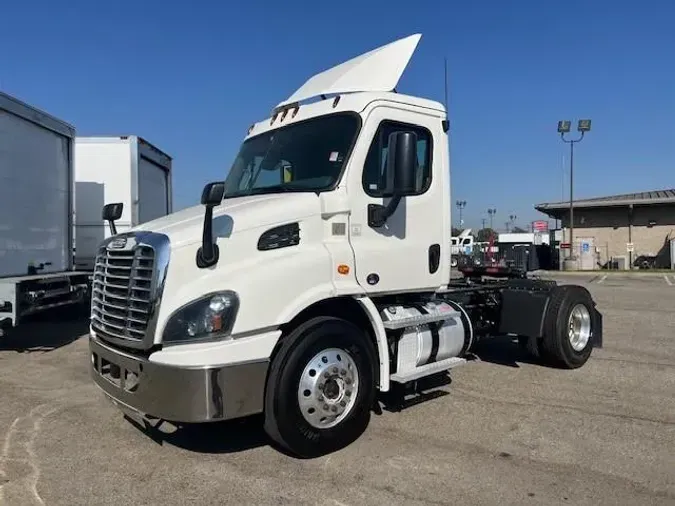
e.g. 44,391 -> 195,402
297,348 -> 359,429
568,304 -> 592,351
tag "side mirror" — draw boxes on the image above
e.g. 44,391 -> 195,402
196,182 -> 225,268
389,131 -> 417,195
102,202 -> 124,236
367,131 -> 418,228
201,181 -> 225,206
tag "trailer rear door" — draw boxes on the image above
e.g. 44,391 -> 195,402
137,156 -> 169,224
0,110 -> 71,277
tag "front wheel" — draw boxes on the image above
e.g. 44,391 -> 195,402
263,316 -> 377,458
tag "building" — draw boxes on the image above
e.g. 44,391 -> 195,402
535,189 -> 675,270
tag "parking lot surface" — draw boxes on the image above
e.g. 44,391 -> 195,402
1,274 -> 673,505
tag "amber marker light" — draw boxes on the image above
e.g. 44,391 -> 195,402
337,264 -> 350,275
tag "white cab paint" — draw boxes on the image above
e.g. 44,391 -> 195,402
150,330 -> 282,367
278,33 -> 421,107
346,101 -> 449,294
74,136 -> 172,269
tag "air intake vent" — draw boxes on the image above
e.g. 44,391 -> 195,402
257,223 -> 300,251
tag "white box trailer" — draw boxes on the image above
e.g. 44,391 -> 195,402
74,136 -> 173,270
0,91 -> 90,333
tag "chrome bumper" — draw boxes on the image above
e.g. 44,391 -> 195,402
89,335 -> 268,423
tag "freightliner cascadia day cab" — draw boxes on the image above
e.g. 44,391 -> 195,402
74,136 -> 173,271
89,34 -> 603,457
0,91 -> 90,335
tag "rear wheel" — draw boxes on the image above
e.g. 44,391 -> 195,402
263,316 -> 376,458
541,285 -> 597,368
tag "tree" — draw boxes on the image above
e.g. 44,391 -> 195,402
476,228 -> 497,242
511,226 -> 528,233
451,227 -> 463,237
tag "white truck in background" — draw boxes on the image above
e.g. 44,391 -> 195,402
74,136 -> 173,270
0,91 -> 90,334
89,34 -> 603,458
450,228 -> 474,267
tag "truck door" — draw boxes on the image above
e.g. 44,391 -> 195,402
346,107 -> 445,293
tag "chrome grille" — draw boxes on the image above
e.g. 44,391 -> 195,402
91,243 -> 155,344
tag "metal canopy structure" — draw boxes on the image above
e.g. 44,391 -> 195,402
536,188 -> 675,217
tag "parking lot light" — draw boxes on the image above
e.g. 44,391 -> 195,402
558,118 -> 591,267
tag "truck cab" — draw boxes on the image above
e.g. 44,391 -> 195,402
89,34 -> 602,458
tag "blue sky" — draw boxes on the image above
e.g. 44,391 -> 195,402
2,0 -> 673,231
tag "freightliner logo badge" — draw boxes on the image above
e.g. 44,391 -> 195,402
109,237 -> 128,249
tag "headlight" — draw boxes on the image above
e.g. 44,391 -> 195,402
162,291 -> 239,344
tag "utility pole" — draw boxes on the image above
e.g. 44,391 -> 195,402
481,218 -> 486,230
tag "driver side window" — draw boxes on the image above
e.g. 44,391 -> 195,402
362,120 -> 432,197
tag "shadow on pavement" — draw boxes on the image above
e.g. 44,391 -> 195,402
125,414 -> 270,454
0,306 -> 90,353
470,335 -> 539,368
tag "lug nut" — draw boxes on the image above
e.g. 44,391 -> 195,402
345,378 -> 352,385
340,369 -> 346,376
324,371 -> 330,378
331,406 -> 338,413
332,366 -> 338,373
340,400 -> 346,407
346,390 -> 352,396
318,395 -> 324,401
323,404 -> 329,411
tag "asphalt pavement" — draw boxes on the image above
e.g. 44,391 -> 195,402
0,273 -> 673,505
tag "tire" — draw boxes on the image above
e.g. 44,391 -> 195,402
541,285 -> 597,369
263,316 -> 377,458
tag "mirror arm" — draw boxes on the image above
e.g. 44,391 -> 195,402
107,220 -> 117,236
196,205 -> 219,268
367,193 -> 402,228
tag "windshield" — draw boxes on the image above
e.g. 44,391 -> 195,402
223,113 -> 360,198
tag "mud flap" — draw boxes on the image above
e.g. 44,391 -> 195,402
592,307 -> 603,348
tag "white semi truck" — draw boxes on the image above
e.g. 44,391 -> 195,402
74,136 -> 173,270
0,91 -> 90,334
89,34 -> 603,457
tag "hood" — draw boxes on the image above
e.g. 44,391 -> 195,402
132,192 -> 322,247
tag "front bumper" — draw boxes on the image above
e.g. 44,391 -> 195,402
89,335 -> 268,423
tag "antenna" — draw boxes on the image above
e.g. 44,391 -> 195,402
442,57 -> 450,132
444,57 -> 449,115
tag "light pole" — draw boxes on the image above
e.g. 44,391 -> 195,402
487,208 -> 496,229
509,214 -> 517,232
481,218 -> 487,230
558,119 -> 591,264
456,200 -> 466,229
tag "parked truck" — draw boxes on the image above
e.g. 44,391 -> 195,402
88,34 -> 603,458
450,228 -> 474,267
0,91 -> 90,334
74,136 -> 173,270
